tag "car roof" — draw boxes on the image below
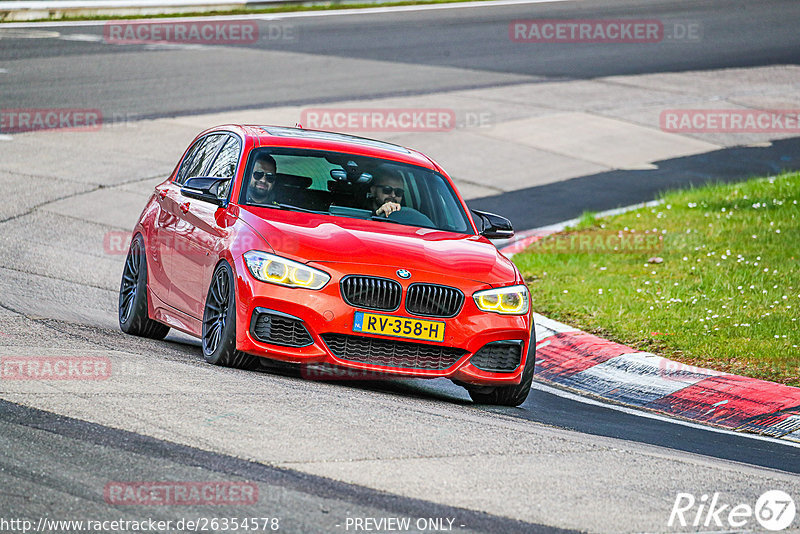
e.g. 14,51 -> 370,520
207,124 -> 440,170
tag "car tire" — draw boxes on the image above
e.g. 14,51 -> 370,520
118,234 -> 170,340
202,261 -> 257,370
467,332 -> 536,407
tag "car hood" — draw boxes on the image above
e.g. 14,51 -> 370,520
239,207 -> 518,285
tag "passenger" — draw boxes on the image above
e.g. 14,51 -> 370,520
247,154 -> 278,205
367,168 -> 404,217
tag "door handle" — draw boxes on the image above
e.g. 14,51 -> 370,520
179,202 -> 190,214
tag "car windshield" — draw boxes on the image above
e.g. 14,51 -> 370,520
238,147 -> 474,234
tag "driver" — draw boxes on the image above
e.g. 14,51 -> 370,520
367,168 -> 404,217
247,154 -> 278,205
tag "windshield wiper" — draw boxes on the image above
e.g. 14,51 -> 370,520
370,215 -> 406,225
262,202 -> 325,214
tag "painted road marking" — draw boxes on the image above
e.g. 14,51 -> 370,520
533,381 -> 800,450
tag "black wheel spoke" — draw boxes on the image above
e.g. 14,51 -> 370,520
203,267 -> 231,356
211,326 -> 221,350
118,236 -> 169,341
119,246 -> 141,324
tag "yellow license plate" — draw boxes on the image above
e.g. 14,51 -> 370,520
353,312 -> 445,343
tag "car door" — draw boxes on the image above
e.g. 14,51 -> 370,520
155,132 -> 227,313
170,133 -> 241,319
148,136 -> 207,303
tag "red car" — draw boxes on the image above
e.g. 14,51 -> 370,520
119,125 -> 535,406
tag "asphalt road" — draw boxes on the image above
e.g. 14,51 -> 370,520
2,0 -> 800,119
1,0 -> 800,532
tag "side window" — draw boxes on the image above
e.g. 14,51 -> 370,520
206,136 -> 241,198
176,134 -> 226,185
207,136 -> 241,180
175,139 -> 204,184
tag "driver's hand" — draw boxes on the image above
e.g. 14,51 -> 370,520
376,202 -> 401,217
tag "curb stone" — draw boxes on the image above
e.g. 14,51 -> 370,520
499,223 -> 800,443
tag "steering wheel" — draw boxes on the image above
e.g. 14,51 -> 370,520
387,207 -> 434,227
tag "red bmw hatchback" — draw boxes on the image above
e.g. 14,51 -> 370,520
119,125 -> 535,406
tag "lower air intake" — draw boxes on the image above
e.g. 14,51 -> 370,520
320,333 -> 465,370
251,309 -> 313,347
469,341 -> 523,373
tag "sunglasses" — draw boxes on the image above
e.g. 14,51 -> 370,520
252,171 -> 276,182
378,185 -> 404,197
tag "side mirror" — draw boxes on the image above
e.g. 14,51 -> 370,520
471,209 -> 514,239
181,177 -> 230,207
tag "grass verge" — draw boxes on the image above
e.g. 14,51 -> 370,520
513,172 -> 800,386
0,0 -> 494,23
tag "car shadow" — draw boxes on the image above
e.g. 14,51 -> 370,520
254,359 -> 473,405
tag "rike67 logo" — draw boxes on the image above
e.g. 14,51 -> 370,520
669,490 -> 796,531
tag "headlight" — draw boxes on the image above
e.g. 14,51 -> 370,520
243,251 -> 330,290
473,284 -> 529,315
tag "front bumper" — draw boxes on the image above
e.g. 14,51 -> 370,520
233,256 -> 533,386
